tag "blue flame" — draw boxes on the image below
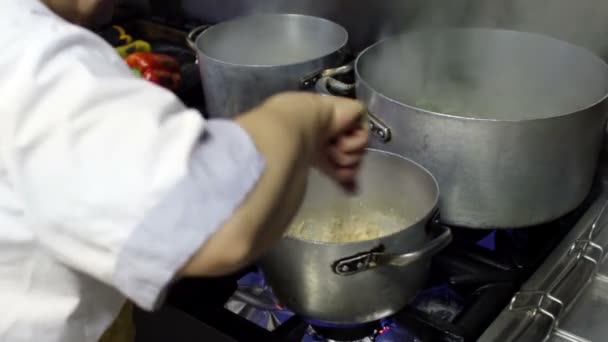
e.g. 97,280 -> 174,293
477,230 -> 496,250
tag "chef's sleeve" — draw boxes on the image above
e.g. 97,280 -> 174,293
5,25 -> 265,310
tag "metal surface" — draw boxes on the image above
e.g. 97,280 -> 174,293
232,287 -> 282,312
479,154 -> 608,341
348,28 -> 608,228
187,13 -> 348,118
134,306 -> 238,342
259,149 -> 447,324
549,273 -> 608,342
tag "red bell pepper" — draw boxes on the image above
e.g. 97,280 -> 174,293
125,52 -> 180,73
142,69 -> 182,92
126,52 -> 182,91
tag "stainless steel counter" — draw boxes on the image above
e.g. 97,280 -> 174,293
479,152 -> 608,342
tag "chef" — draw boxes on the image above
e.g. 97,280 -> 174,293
0,0 -> 369,341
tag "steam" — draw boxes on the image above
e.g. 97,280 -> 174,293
510,0 -> 608,57
192,0 -> 608,58
353,0 -> 608,119
404,0 -> 608,58
183,0 -> 608,57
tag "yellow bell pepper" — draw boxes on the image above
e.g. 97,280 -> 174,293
115,40 -> 152,58
112,25 -> 133,45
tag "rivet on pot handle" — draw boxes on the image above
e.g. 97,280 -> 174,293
313,65 -> 392,143
332,226 -> 453,276
368,113 -> 391,143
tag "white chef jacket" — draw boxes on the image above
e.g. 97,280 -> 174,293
0,1 -> 265,341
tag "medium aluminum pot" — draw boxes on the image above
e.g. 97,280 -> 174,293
186,13 -> 348,118
259,149 -> 452,324
318,28 -> 608,229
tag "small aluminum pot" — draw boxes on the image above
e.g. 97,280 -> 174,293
186,13 -> 348,118
259,149 -> 452,324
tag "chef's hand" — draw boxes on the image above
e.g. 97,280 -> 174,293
315,96 -> 369,193
181,93 -> 368,277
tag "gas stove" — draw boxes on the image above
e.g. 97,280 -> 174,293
208,199 -> 594,342
131,186 -> 598,342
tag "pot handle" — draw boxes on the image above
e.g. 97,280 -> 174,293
186,25 -> 211,51
313,65 -> 392,143
332,225 -> 453,276
300,61 -> 355,89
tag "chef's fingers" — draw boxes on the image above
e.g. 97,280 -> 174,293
331,165 -> 361,195
328,149 -> 364,167
321,96 -> 366,137
314,151 -> 362,194
332,127 -> 369,153
325,166 -> 360,195
339,179 -> 358,195
330,166 -> 356,183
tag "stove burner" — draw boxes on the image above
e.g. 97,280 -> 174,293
412,285 -> 464,323
310,322 -> 381,342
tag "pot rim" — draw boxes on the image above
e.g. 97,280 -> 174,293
194,13 -> 349,68
355,27 -> 608,123
284,148 -> 441,246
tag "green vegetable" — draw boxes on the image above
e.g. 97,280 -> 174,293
131,68 -> 142,77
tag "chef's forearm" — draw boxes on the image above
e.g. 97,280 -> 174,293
179,94 -> 328,277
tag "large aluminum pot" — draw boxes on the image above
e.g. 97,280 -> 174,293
186,13 -> 348,118
259,149 -> 452,324
318,29 -> 608,229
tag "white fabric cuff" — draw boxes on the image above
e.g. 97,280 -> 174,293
112,119 -> 265,310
